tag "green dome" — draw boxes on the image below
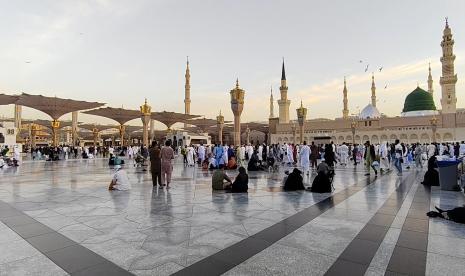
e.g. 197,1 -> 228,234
402,87 -> 436,113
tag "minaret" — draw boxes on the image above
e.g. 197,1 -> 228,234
440,18 -> 458,114
278,59 -> 291,123
269,86 -> 274,118
427,63 -> 434,95
184,56 -> 191,127
371,73 -> 376,107
342,77 -> 349,119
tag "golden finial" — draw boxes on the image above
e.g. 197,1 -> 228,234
219,109 -> 222,116
300,100 -> 303,108
235,78 -> 239,89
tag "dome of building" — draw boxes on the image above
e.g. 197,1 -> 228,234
359,104 -> 381,119
401,86 -> 437,117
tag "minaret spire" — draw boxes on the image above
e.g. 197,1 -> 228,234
440,18 -> 458,114
281,58 -> 286,81
428,63 -> 434,95
371,73 -> 377,107
269,86 -> 274,118
184,56 -> 191,128
342,76 -> 349,119
278,58 -> 291,123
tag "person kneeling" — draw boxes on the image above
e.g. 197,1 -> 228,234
231,167 -> 248,193
109,165 -> 131,191
283,168 -> 305,191
310,161 -> 332,193
212,165 -> 233,190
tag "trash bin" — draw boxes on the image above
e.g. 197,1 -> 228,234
436,159 -> 462,191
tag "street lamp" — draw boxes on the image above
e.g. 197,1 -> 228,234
296,101 -> 307,144
216,110 -> 224,145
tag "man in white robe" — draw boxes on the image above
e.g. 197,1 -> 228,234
222,145 -> 229,165
187,145 -> 195,166
198,144 -> 206,164
427,143 -> 436,158
299,141 -> 310,175
240,145 -> 246,162
109,165 -> 131,191
258,145 -> 263,162
339,143 -> 349,166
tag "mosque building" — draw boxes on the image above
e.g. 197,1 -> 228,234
269,19 -> 465,145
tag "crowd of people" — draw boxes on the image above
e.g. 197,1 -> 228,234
4,139 -> 465,194
4,138 -> 465,223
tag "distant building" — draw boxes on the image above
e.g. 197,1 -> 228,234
270,20 -> 463,144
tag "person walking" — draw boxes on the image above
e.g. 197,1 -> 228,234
161,140 -> 175,189
364,141 -> 378,176
149,141 -> 162,188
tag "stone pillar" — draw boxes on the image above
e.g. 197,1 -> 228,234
216,110 -> 224,145
72,111 -> 78,146
150,119 -> 155,143
31,124 -> 38,148
119,125 -> 126,146
140,99 -> 152,147
51,120 -> 60,146
430,117 -> 438,143
296,101 -> 307,144
291,124 -> 296,144
351,121 -> 357,145
14,104 -> 22,134
92,128 -> 99,148
230,79 -> 245,146
246,126 -> 251,145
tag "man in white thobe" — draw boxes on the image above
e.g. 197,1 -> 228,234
300,141 -> 310,175
198,144 -> 206,164
339,143 -> 349,166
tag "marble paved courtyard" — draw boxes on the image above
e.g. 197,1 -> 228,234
1,158 -> 465,275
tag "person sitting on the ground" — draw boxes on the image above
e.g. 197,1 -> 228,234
231,166 -> 248,193
208,155 -> 217,170
227,156 -> 238,170
427,205 -> 465,224
310,160 -> 332,193
212,164 -> 232,190
247,151 -> 262,171
421,155 -> 439,186
108,165 -> 131,191
283,168 -> 305,191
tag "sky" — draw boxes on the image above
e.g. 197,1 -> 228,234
0,0 -> 464,129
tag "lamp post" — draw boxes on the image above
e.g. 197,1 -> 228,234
351,120 -> 357,145
230,79 -> 245,146
291,123 -> 296,144
430,116 -> 438,143
140,98 -> 152,147
296,101 -> 307,144
216,110 -> 224,145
